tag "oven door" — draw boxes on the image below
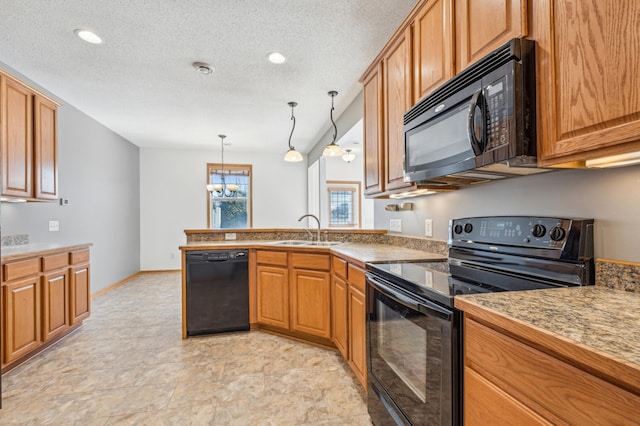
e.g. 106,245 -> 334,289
366,272 -> 460,426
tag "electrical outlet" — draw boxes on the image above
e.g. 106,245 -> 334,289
390,219 -> 402,233
225,232 -> 237,240
48,220 -> 59,232
425,219 -> 433,237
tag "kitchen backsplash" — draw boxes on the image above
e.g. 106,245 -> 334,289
596,261 -> 640,293
2,234 -> 29,247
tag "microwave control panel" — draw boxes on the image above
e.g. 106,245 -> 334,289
484,76 -> 510,151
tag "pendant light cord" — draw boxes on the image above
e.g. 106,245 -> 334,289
218,134 -> 226,189
329,91 -> 338,143
288,102 -> 297,150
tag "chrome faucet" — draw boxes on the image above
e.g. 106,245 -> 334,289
298,214 -> 321,242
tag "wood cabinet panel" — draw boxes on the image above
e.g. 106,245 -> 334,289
33,95 -> 58,199
534,0 -> 640,165
348,285 -> 367,388
455,0 -> 527,72
362,63 -> 385,196
331,274 -> 349,359
42,252 -> 68,272
256,265 -> 289,329
332,255 -> 347,280
1,75 -> 33,197
465,318 -> 640,424
70,249 -> 90,265
413,0 -> 454,101
464,367 -> 551,426
383,28 -> 413,191
3,277 -> 41,363
291,252 -> 330,271
290,269 -> 331,339
70,264 -> 90,324
3,257 -> 39,282
347,263 -> 366,293
42,270 -> 69,340
256,250 -> 288,267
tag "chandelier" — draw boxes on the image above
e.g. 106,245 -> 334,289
207,134 -> 238,198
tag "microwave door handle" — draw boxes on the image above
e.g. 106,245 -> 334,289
467,89 -> 486,156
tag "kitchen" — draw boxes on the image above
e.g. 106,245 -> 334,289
1,0 -> 640,424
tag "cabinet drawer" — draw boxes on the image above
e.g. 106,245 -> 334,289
465,318 -> 640,425
256,250 -> 288,266
332,256 -> 347,279
3,258 -> 40,282
69,249 -> 90,265
348,264 -> 366,292
291,253 -> 330,271
42,252 -> 69,272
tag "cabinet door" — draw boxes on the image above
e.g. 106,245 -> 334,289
291,269 -> 331,339
348,285 -> 367,388
42,269 -> 69,340
3,277 -> 41,363
413,0 -> 454,101
256,265 -> 289,329
331,274 -> 349,359
534,0 -> 640,165
34,95 -> 58,199
383,28 -> 414,192
1,75 -> 33,198
455,0 -> 527,72
363,63 -> 385,196
70,264 -> 90,324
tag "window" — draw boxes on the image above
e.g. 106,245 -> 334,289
207,163 -> 252,229
327,180 -> 361,228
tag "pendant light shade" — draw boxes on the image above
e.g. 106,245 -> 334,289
342,149 -> 356,163
323,91 -> 343,157
284,102 -> 303,162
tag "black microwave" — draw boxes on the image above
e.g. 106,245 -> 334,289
404,38 -> 540,185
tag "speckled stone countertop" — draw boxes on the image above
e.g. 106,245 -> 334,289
1,242 -> 92,263
456,287 -> 640,369
179,241 -> 446,265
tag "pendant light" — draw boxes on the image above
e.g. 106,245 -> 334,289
323,90 -> 343,157
284,101 -> 303,162
207,134 -> 238,197
342,149 -> 356,163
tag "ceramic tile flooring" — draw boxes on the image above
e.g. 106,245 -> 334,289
0,272 -> 372,425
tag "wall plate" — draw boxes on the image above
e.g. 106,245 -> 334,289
390,219 -> 402,232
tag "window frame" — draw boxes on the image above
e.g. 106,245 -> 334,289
326,180 -> 361,228
206,163 -> 253,229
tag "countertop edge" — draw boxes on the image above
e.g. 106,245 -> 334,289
1,242 -> 93,263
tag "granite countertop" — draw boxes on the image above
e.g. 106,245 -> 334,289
1,242 -> 93,262
456,286 -> 640,370
180,241 -> 446,264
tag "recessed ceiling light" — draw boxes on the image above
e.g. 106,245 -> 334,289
267,52 -> 286,64
192,62 -> 214,75
74,29 -> 102,44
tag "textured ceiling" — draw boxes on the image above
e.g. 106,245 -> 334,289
1,1 -> 417,154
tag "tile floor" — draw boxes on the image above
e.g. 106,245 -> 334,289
0,272 -> 372,425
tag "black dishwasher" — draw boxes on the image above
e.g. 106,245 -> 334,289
185,250 -> 249,336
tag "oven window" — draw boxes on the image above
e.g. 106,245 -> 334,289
377,299 -> 428,402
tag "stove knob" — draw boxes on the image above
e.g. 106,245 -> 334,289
549,226 -> 566,241
454,224 -> 463,234
532,224 -> 546,238
464,223 -> 473,233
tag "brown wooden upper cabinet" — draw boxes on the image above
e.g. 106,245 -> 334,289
412,0 -> 454,102
455,0 -> 528,73
533,0 -> 640,166
362,63 -> 385,196
0,70 -> 59,201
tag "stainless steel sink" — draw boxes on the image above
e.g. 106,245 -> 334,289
268,240 -> 342,247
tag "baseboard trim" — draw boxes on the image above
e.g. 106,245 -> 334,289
91,270 -> 181,299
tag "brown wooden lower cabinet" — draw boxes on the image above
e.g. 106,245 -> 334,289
1,244 -> 91,370
331,274 -> 349,359
290,268 -> 331,339
347,284 -> 366,387
256,264 -> 289,329
3,277 -> 41,364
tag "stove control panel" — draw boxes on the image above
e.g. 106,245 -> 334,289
449,216 -> 592,252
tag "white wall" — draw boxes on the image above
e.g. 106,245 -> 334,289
140,147 -> 308,270
323,155 -> 374,229
0,62 -> 141,293
374,165 -> 640,262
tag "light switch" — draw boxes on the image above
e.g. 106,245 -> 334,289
48,220 -> 59,232
425,219 -> 433,237
390,219 -> 402,233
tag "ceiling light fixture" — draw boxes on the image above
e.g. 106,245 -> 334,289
207,135 -> 238,198
192,62 -> 214,75
267,52 -> 286,64
284,102 -> 303,162
323,90 -> 343,157
342,149 -> 356,163
74,28 -> 102,44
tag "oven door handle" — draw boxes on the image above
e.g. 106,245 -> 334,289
367,273 -> 452,321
